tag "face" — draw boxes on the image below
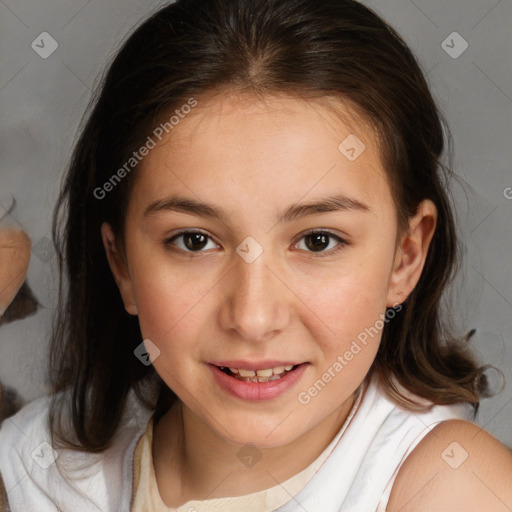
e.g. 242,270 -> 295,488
102,91 -> 435,448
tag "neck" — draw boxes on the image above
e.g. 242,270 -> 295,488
152,391 -> 359,508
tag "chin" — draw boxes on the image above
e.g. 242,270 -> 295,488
215,415 -> 305,449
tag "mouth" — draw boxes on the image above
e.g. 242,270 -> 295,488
216,364 -> 301,383
208,361 -> 309,401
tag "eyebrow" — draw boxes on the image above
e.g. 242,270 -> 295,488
144,193 -> 371,224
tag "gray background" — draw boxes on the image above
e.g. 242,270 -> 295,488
1,0 -> 511,446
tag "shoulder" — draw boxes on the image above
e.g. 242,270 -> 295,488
387,419 -> 512,511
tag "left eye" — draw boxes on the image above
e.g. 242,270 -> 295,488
294,229 -> 346,256
164,229 -> 346,255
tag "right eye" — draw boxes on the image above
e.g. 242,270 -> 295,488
163,230 -> 220,253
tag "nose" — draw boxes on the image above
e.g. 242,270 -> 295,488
219,249 -> 291,343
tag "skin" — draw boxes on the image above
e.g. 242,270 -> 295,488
387,419 -> 512,511
101,90 -> 512,509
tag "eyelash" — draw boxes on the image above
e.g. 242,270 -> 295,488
163,228 -> 348,257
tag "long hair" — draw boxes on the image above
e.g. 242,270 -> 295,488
49,0 -> 493,452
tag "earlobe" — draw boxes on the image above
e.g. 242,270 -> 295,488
100,222 -> 138,315
386,200 -> 437,307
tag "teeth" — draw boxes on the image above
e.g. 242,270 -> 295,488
238,369 -> 256,377
220,364 -> 298,382
255,368 -> 273,377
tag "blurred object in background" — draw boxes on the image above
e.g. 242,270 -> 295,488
0,195 -> 39,325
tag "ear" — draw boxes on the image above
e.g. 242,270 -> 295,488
100,222 -> 138,315
386,199 -> 437,307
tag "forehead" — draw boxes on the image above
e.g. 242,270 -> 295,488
130,91 -> 393,220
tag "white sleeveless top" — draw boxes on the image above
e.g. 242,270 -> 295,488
0,372 -> 472,512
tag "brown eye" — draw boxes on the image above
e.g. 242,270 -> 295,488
295,230 -> 347,257
305,232 -> 330,251
164,230 -> 218,253
183,232 -> 208,251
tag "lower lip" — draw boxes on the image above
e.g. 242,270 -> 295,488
208,363 -> 308,401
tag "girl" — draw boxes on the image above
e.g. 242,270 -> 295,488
1,0 -> 511,510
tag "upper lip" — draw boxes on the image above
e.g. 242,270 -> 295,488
209,360 -> 304,370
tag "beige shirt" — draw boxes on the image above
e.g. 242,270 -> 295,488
130,386 -> 364,512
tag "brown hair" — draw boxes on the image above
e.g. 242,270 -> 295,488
49,0 -> 494,452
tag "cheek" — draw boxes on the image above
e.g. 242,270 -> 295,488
135,277 -> 203,344
297,257 -> 392,330
133,269 -> 208,392
292,252 -> 393,371
128,248 -> 207,344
